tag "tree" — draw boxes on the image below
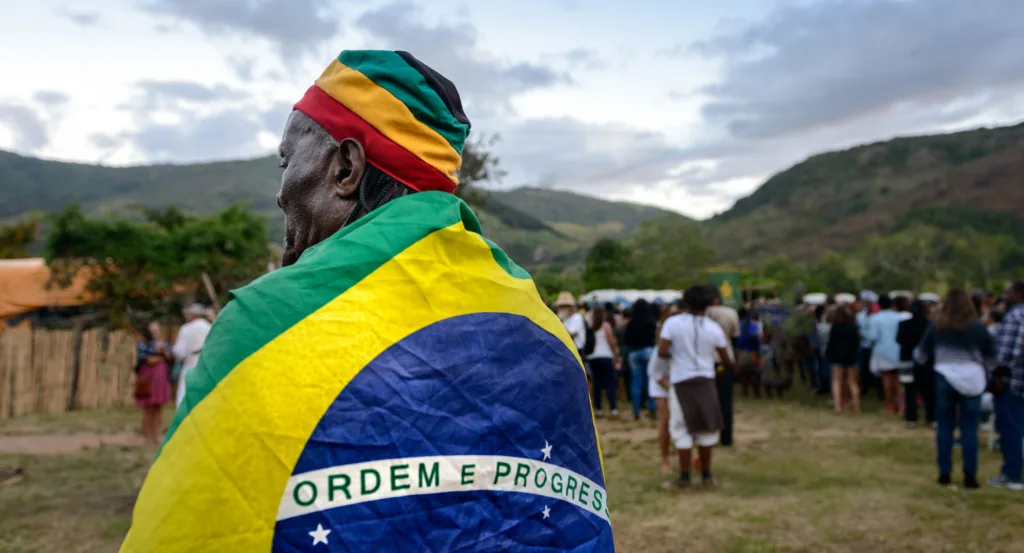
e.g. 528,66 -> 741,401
0,218 -> 39,259
631,217 -> 716,289
806,251 -> 857,294
757,254 -> 802,293
533,271 -> 584,304
456,133 -> 506,208
583,237 -> 637,291
946,229 -> 1003,290
859,224 -> 944,292
45,203 -> 270,324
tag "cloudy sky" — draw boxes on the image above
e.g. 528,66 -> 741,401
2,0 -> 1023,218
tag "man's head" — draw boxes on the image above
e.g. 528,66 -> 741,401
277,111 -> 409,266
278,50 -> 471,266
710,285 -> 723,306
183,303 -> 206,322
554,292 -> 576,321
878,295 -> 893,311
1006,280 -> 1024,305
683,285 -> 716,314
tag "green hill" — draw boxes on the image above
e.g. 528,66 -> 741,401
704,121 -> 1024,261
490,187 -> 683,238
6,119 -> 1021,271
0,150 -> 683,268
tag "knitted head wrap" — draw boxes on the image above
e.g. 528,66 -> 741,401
294,50 -> 471,193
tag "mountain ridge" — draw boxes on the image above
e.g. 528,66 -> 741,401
3,118 -> 1023,267
704,120 -> 1024,261
0,149 -> 686,267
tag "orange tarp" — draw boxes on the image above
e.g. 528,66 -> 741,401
0,258 -> 95,320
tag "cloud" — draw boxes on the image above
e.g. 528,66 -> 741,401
228,57 -> 257,82
494,117 -> 686,195
0,104 -> 49,152
141,0 -> 339,59
59,9 -> 100,26
94,78 -> 290,162
120,80 -> 251,114
137,80 -> 249,103
689,0 -> 1024,141
648,0 -> 1024,215
560,49 -> 608,71
89,133 -> 120,150
356,2 -> 570,116
104,109 -> 266,163
261,101 -> 295,136
33,90 -> 69,107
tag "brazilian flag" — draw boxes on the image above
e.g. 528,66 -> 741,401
120,193 -> 613,552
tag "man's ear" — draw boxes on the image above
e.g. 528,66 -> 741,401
329,138 -> 366,199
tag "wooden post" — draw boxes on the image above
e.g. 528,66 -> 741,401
65,318 -> 85,412
201,272 -> 221,312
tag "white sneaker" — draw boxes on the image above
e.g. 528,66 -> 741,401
987,475 -> 1024,491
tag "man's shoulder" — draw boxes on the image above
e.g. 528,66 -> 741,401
662,313 -> 687,330
1005,306 -> 1024,325
181,318 -> 207,332
708,305 -> 739,322
704,317 -> 728,336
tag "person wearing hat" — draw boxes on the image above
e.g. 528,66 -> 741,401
171,303 -> 212,408
555,291 -> 588,352
122,51 -> 612,551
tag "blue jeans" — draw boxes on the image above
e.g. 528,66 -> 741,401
935,373 -> 981,476
628,347 -> 655,417
995,393 -> 1024,483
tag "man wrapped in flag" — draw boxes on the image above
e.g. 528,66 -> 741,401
120,50 -> 614,552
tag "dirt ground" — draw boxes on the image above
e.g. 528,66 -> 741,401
1,397 -> 1022,553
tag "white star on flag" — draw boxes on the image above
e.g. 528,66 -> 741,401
542,505 -> 551,519
309,523 -> 331,546
541,440 -> 553,461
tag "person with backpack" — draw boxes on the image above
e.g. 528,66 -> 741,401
589,305 -> 621,417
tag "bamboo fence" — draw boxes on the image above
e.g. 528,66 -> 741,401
0,326 -> 140,420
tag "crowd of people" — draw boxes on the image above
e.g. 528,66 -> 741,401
555,280 -> 1024,492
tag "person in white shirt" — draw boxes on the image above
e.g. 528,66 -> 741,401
555,292 -> 587,352
173,304 -> 213,408
658,285 -> 733,490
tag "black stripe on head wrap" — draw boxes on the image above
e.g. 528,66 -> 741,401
395,51 -> 471,128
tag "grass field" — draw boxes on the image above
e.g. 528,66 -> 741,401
1,397 -> 1021,553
